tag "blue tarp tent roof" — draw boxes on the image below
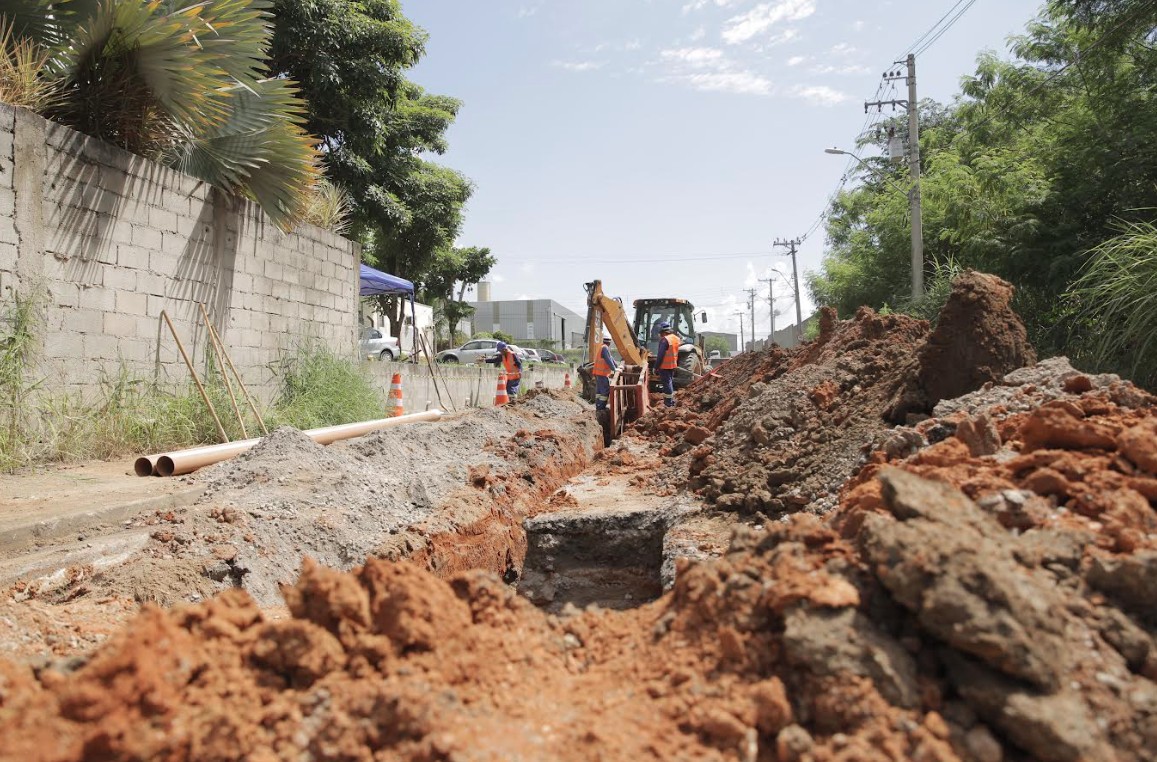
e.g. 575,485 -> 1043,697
359,264 -> 414,297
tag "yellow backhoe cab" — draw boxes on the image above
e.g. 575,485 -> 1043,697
579,280 -> 707,443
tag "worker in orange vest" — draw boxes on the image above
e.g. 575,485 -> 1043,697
654,323 -> 680,408
485,341 -> 522,397
592,336 -> 617,411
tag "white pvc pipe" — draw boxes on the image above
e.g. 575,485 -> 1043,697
137,410 -> 444,477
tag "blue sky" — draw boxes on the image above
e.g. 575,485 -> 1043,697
404,0 -> 1045,342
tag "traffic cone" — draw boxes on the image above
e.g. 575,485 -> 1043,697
389,372 -> 405,417
564,372 -> 572,388
494,371 -> 509,406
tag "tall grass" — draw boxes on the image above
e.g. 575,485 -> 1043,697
900,258 -> 965,324
1071,218 -> 1157,388
266,343 -> 384,430
0,333 -> 386,471
0,292 -> 42,470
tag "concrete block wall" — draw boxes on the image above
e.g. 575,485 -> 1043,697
0,104 -> 359,401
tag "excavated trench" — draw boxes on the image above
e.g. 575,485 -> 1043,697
518,468 -> 707,613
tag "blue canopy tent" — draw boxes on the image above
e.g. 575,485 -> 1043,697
359,264 -> 418,360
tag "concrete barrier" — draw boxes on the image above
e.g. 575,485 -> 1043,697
366,361 -> 577,412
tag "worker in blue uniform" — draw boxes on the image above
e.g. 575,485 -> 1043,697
654,323 -> 680,408
485,341 -> 522,396
592,336 -> 617,411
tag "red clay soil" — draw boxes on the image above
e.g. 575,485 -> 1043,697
4,274 -> 1157,761
630,272 -> 1034,518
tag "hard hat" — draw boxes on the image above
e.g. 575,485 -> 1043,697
496,341 -> 507,351
658,322 -> 672,332
602,336 -> 612,344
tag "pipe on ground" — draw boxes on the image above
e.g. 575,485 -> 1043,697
136,409 -> 444,478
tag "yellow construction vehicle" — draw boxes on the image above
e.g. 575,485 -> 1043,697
578,280 -> 707,442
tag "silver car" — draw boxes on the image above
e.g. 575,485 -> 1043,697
359,328 -> 400,361
436,338 -> 501,364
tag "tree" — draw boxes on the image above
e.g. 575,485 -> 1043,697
268,0 -> 478,337
5,0 -> 319,230
810,0 -> 1157,369
422,246 -> 495,347
704,335 -> 731,357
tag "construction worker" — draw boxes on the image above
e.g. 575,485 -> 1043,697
592,336 -> 617,411
654,322 -> 680,408
485,341 -> 522,397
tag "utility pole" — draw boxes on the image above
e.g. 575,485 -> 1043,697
733,311 -> 746,354
743,287 -> 758,349
773,238 -> 803,342
867,54 -> 923,299
758,276 -> 775,340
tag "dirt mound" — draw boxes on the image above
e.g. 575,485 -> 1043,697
632,306 -> 931,516
632,272 -> 1037,519
15,396 -> 600,611
890,271 -> 1037,420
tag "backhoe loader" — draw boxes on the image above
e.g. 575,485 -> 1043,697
578,280 -> 707,443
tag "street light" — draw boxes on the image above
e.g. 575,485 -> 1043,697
825,146 -> 924,299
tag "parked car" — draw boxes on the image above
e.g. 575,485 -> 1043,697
436,338 -> 502,364
521,348 -> 542,363
538,350 -> 565,363
360,327 -> 400,361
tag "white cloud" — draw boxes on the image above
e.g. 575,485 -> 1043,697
722,0 -> 816,45
787,55 -> 807,66
675,71 -> 772,95
689,26 -> 707,41
852,20 -> 866,32
811,63 -> 870,75
830,42 -> 858,56
660,47 -> 726,67
552,60 -> 604,72
624,38 -> 643,51
516,4 -> 540,18
790,84 -> 849,105
658,46 -> 771,95
682,0 -> 742,13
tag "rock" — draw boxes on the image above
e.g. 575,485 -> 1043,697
683,425 -> 712,446
1085,551 -> 1157,614
1019,406 -> 1118,452
775,724 -> 814,762
783,605 -> 920,708
955,412 -> 1001,456
1118,418 -> 1157,474
862,470 -> 1067,691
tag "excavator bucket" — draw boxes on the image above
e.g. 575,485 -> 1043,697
602,364 -> 649,445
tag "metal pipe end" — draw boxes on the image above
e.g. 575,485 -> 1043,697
134,457 -> 156,477
156,456 -> 176,478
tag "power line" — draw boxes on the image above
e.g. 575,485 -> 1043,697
900,0 -> 971,58
912,0 -> 980,57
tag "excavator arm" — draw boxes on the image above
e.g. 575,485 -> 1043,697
583,280 -> 647,366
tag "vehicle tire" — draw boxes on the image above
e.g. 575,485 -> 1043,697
379,348 -> 394,361
440,355 -> 459,364
678,350 -> 703,375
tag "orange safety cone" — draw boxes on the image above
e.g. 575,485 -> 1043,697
494,371 -> 509,406
564,372 -> 572,388
389,372 -> 405,417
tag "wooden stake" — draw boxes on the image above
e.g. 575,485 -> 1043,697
160,310 -> 228,443
200,309 -> 268,435
198,303 -> 247,439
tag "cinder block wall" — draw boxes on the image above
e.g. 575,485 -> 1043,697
0,105 -> 359,401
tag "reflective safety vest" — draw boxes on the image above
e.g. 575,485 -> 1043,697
593,346 -> 613,377
502,349 -> 521,380
659,334 -> 680,370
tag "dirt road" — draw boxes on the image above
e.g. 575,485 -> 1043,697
2,272 -> 1156,762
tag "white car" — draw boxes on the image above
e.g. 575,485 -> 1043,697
359,328 -> 400,361
520,348 -> 541,363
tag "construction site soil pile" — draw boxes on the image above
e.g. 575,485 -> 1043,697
9,390 -> 601,611
2,285 -> 1156,760
3,360 -> 1156,760
632,271 -> 1035,517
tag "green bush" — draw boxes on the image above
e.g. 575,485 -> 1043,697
266,343 -> 385,430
